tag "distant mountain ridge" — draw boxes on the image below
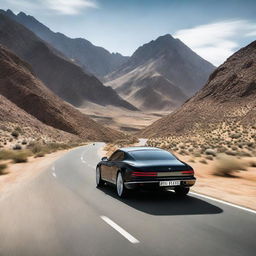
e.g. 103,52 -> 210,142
0,44 -> 125,142
3,9 -> 128,77
0,11 -> 136,111
105,34 -> 215,111
140,40 -> 256,137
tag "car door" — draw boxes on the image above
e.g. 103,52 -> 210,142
110,151 -> 125,183
101,151 -> 120,182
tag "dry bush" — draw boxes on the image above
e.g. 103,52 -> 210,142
248,160 -> 256,168
0,149 -> 32,163
213,154 -> 248,177
35,152 -> 45,158
0,164 -> 8,175
11,150 -> 32,163
199,159 -> 208,164
28,142 -> 80,157
0,150 -> 15,160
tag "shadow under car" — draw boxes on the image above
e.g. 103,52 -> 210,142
98,185 -> 223,216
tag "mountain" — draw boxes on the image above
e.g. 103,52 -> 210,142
0,94 -> 79,143
0,44 -> 125,142
3,9 -> 128,77
0,11 -> 136,111
105,34 -> 215,111
140,41 -> 256,137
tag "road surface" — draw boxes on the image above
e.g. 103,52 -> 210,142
0,143 -> 255,256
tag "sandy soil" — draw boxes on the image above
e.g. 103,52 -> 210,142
79,104 -> 168,133
177,154 -> 256,210
0,149 -> 70,200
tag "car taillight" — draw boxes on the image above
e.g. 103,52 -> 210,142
181,170 -> 194,174
131,171 -> 157,177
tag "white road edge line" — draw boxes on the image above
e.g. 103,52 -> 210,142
100,216 -> 140,244
190,192 -> 256,214
80,152 -> 86,164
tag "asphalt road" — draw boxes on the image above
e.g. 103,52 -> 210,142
0,143 -> 255,256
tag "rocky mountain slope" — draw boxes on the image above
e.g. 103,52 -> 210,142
0,12 -> 136,111
0,95 -> 79,143
0,44 -> 124,142
140,41 -> 256,137
105,34 -> 215,111
2,9 -> 128,78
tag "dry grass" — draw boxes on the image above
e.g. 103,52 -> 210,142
147,121 -> 256,164
0,164 -> 8,175
0,142 -> 83,167
27,142 -> 82,157
0,149 -> 31,163
213,154 -> 248,177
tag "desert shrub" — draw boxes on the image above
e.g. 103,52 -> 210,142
199,159 -> 208,164
213,154 -> 247,177
238,151 -> 252,157
226,150 -> 238,156
0,164 -> 8,175
0,150 -> 15,160
248,161 -> 256,167
13,144 -> 22,150
178,150 -> 188,155
11,151 -> 31,163
205,155 -> 213,160
205,149 -> 216,156
11,130 -> 19,138
35,152 -> 45,158
27,142 -> 44,154
21,140 -> 27,145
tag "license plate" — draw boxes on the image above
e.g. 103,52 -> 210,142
159,180 -> 180,187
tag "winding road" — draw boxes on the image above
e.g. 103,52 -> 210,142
0,143 -> 255,256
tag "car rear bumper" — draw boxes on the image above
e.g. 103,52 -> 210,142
124,178 -> 196,189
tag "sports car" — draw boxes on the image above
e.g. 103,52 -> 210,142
96,147 -> 196,198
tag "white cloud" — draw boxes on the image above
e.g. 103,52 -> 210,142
45,0 -> 98,15
174,20 -> 256,66
2,0 -> 98,15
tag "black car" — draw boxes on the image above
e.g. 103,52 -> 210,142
96,147 -> 196,198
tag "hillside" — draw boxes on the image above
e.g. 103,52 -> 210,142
0,11 -> 136,111
0,95 -> 80,144
141,41 -> 256,137
0,44 -> 125,142
3,9 -> 128,77
105,34 -> 215,111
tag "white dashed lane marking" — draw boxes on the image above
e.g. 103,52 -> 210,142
101,216 -> 140,244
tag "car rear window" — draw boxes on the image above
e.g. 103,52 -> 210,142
129,150 -> 176,161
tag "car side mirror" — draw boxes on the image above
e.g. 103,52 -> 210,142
101,157 -> 108,161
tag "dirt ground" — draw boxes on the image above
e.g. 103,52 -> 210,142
79,104 -> 168,133
0,150 -> 70,200
177,154 -> 256,210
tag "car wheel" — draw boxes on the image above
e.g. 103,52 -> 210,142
174,187 -> 190,197
96,166 -> 104,187
116,172 -> 128,198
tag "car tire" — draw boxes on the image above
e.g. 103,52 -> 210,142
116,171 -> 128,198
96,166 -> 104,187
174,187 -> 190,197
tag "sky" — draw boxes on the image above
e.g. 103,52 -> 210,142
1,0 -> 256,66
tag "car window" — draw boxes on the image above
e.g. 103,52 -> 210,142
109,151 -> 125,161
129,150 -> 176,161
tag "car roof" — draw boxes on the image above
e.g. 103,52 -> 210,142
119,147 -> 163,153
